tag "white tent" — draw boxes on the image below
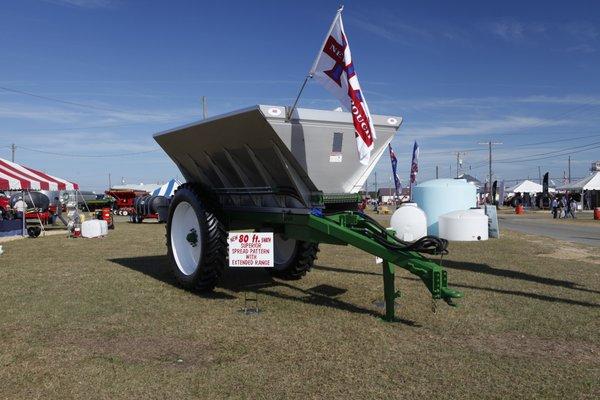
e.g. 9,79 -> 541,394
557,171 -> 600,192
507,179 -> 555,194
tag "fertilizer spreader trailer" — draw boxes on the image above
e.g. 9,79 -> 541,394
154,105 -> 462,321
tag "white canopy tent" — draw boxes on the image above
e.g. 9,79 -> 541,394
557,171 -> 600,192
507,179 -> 555,195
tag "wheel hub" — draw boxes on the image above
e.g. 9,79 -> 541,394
273,234 -> 297,268
186,228 -> 198,247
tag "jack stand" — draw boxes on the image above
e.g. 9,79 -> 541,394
240,292 -> 259,315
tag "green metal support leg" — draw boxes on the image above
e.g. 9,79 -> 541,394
382,260 -> 397,322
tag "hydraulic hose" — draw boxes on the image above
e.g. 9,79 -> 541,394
349,211 -> 449,255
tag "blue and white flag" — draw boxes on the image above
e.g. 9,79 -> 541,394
409,141 -> 419,185
388,143 -> 401,195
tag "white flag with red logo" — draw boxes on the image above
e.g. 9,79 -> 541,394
310,9 -> 376,165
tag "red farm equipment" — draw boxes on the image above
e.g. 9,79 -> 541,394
105,189 -> 147,216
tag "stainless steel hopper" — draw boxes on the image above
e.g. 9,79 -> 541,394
154,105 -> 402,211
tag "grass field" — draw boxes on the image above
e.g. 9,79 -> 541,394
0,216 -> 598,399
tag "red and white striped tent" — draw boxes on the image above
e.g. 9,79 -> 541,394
0,157 -> 78,191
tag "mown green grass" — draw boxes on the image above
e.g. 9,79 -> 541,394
0,216 -> 598,399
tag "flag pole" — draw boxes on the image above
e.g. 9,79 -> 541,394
286,74 -> 312,120
286,5 -> 344,121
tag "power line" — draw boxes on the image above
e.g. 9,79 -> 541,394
11,122 -> 149,132
474,140 -> 600,166
0,85 -> 165,117
470,142 -> 600,169
508,143 -> 600,163
415,133 -> 600,158
17,146 -> 162,158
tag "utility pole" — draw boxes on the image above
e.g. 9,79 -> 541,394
11,143 -> 16,162
479,141 -> 502,203
568,156 -> 571,183
374,171 -> 377,192
202,96 -> 208,119
108,173 -> 112,189
538,166 -> 541,184
455,151 -> 466,178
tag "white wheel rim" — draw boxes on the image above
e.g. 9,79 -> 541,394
171,201 -> 202,276
273,234 -> 296,268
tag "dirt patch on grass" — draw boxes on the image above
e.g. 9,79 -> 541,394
447,333 -> 598,364
542,247 -> 600,265
529,238 -> 600,265
57,334 -> 221,367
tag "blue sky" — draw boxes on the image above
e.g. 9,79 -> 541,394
1,0 -> 599,191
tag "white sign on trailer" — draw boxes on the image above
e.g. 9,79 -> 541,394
228,232 -> 274,267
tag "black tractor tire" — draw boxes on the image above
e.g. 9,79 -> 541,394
269,236 -> 319,280
166,183 -> 227,292
27,226 -> 42,238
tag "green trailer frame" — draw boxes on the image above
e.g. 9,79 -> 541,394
226,209 -> 462,322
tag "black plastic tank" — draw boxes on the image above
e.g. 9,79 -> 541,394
10,192 -> 50,211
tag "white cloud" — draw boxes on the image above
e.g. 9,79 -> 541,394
345,12 -> 467,46
515,94 -> 600,105
565,43 -> 597,54
486,19 -> 547,42
562,21 -> 599,40
369,94 -> 600,111
403,116 -> 567,138
0,100 -> 200,125
0,103 -> 86,123
43,0 -> 119,9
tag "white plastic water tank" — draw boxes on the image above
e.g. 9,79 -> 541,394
438,210 -> 488,241
390,203 -> 427,242
412,179 -> 477,236
98,220 -> 108,236
81,220 -> 103,238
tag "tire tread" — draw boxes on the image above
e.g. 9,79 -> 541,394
270,241 -> 319,280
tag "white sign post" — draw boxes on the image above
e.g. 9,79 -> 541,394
228,232 -> 274,267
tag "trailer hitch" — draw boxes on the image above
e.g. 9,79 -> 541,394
307,212 -> 463,321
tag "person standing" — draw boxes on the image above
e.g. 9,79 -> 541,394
560,196 -> 568,219
584,190 -> 591,210
53,197 -> 68,226
569,198 -> 577,219
551,197 -> 558,219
